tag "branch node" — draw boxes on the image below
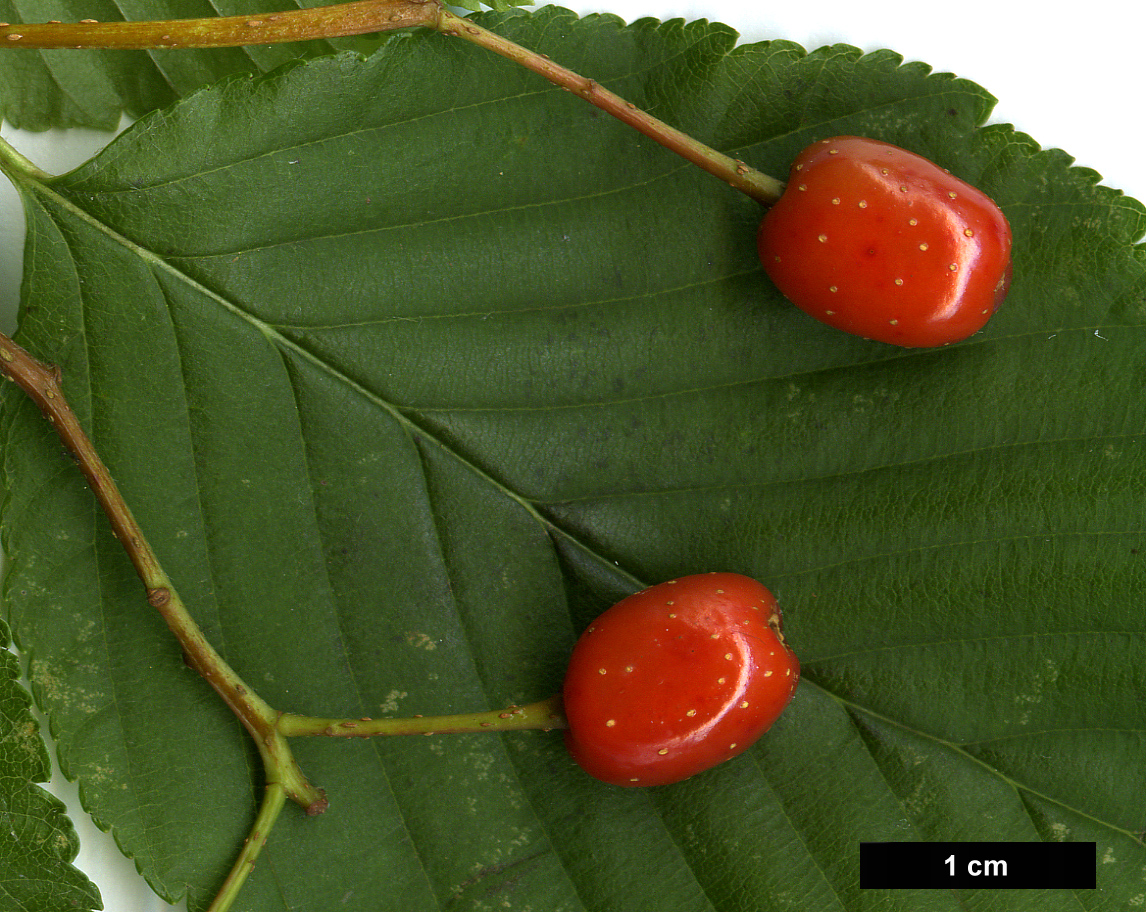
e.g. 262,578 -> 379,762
305,792 -> 329,816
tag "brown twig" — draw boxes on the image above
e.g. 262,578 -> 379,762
0,333 -> 327,814
0,0 -> 435,49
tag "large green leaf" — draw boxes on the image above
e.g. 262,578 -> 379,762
2,6 -> 1144,910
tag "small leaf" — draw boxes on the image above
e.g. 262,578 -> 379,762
0,620 -> 102,912
2,8 -> 1144,911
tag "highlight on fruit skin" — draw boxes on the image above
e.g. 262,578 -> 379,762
757,135 -> 1013,348
562,572 -> 799,787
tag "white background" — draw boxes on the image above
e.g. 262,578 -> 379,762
2,1 -> 1143,909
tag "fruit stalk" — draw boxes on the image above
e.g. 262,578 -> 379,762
434,7 -> 784,204
277,694 -> 567,737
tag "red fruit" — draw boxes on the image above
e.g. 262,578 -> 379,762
757,135 -> 1013,347
562,573 -> 799,787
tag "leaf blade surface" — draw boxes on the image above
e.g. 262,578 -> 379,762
1,8 -> 1143,910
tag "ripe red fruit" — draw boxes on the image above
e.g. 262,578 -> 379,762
562,573 -> 799,787
757,135 -> 1013,347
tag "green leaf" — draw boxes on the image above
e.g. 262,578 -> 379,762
0,620 -> 102,912
3,6 -> 1145,911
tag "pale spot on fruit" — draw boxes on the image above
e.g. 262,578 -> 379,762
828,287 -> 838,294
889,319 -> 899,326
818,234 -> 828,243
729,743 -> 738,750
894,278 -> 904,286
740,701 -> 750,709
831,197 -> 840,205
717,677 -> 727,685
764,670 -> 773,677
825,309 -> 836,316
624,665 -> 634,673
724,653 -> 734,660
949,263 -> 959,272
686,709 -> 697,717
858,200 -> 868,208
605,719 -> 616,727
919,243 -> 929,251
797,183 -> 808,191
899,185 -> 908,193
597,668 -> 607,675
964,228 -> 975,237
658,748 -> 669,755
948,191 -> 958,199
909,218 -> 919,226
